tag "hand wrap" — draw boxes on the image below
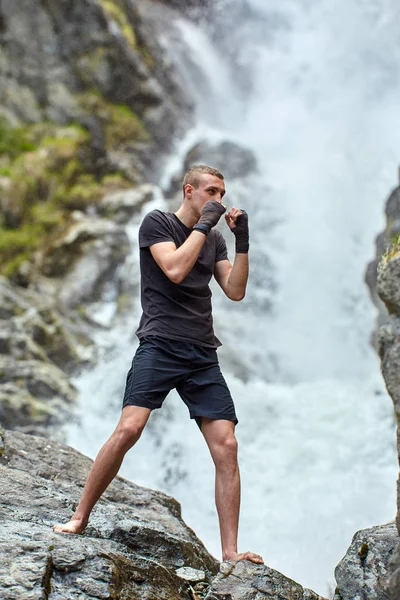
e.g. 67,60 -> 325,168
193,200 -> 226,235
232,210 -> 249,253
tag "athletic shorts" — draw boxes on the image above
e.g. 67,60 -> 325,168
122,336 -> 238,428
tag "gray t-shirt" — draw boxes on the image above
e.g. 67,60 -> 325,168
135,210 -> 228,347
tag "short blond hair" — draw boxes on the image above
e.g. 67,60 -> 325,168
182,165 -> 224,193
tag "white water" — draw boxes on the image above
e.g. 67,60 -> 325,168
65,1 -> 400,595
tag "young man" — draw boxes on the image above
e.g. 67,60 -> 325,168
54,165 -> 263,564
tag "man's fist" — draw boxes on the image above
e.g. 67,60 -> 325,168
226,208 -> 249,254
194,200 -> 226,234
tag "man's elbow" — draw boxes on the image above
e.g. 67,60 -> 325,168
228,290 -> 246,302
167,268 -> 185,284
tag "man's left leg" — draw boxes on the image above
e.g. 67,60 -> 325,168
201,418 -> 264,564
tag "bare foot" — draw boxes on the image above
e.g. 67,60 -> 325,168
223,551 -> 264,564
53,517 -> 88,535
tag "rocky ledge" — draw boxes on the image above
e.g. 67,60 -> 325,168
0,429 -> 327,600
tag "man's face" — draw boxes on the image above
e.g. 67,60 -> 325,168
186,174 -> 226,215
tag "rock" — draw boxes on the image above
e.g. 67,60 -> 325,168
0,0 -> 193,175
100,183 -> 154,223
365,184 -> 400,348
204,560 -> 327,600
0,429 -> 219,599
176,566 -> 206,582
0,276 -> 94,436
334,523 -> 399,600
165,139 -> 258,205
377,250 -> 400,315
385,543 -> 400,599
40,214 -> 131,309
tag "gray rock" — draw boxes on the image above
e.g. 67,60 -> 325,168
0,429 -> 219,600
165,139 -> 258,206
204,560 -> 326,600
334,523 -> 399,600
365,184 -> 400,349
385,543 -> 400,600
39,214 -> 130,309
176,566 -> 206,581
184,140 -> 257,179
0,0 -> 193,181
377,253 -> 400,315
0,276 -> 93,436
100,184 -> 154,223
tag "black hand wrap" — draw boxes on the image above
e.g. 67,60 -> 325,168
193,200 -> 226,235
232,210 -> 249,253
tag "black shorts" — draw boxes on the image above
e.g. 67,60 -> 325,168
122,336 -> 237,428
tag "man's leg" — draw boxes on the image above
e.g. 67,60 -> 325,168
201,418 -> 263,564
53,405 -> 151,534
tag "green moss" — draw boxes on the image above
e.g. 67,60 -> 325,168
54,174 -> 103,210
0,222 -> 46,277
379,235 -> 400,272
100,0 -> 136,49
79,91 -> 150,150
0,117 -> 37,159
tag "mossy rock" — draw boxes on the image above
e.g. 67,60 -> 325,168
100,0 -> 137,49
79,91 -> 150,150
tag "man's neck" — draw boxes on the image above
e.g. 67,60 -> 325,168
175,203 -> 198,229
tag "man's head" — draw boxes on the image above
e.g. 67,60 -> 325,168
182,165 -> 225,216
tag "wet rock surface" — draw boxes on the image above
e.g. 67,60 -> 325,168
204,560 -> 327,600
0,276 -> 94,438
376,233 -> 400,599
0,429 -> 219,599
0,429 -> 327,600
334,523 -> 399,600
365,183 -> 400,347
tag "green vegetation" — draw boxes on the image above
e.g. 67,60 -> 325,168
0,118 -> 36,158
79,91 -> 150,150
0,117 -> 133,278
379,235 -> 400,272
100,0 -> 136,49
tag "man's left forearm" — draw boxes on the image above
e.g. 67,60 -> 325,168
226,253 -> 249,301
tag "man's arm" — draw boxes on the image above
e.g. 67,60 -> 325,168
214,255 -> 248,301
150,200 -> 226,284
214,207 -> 249,301
150,231 -> 208,284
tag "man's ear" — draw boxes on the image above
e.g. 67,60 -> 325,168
184,184 -> 193,198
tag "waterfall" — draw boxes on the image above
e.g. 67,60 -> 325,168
65,1 -> 399,594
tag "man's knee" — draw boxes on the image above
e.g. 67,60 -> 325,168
113,419 -> 146,450
211,434 -> 238,467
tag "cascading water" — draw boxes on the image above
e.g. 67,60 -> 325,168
64,1 -> 400,594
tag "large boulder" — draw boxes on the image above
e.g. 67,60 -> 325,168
334,523 -> 399,600
0,429 -> 331,599
0,429 -> 219,599
39,213 -> 131,309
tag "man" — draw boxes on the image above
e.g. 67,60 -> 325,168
54,165 -> 263,564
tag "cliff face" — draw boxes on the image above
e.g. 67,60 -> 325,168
0,0 -> 193,283
363,182 -> 400,599
376,240 -> 400,599
0,0 -> 196,436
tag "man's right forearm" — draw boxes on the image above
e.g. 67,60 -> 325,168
164,230 -> 208,284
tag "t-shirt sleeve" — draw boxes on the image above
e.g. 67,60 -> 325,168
215,230 -> 229,263
139,211 -> 175,249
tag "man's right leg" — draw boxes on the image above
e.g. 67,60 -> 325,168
53,405 -> 151,534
